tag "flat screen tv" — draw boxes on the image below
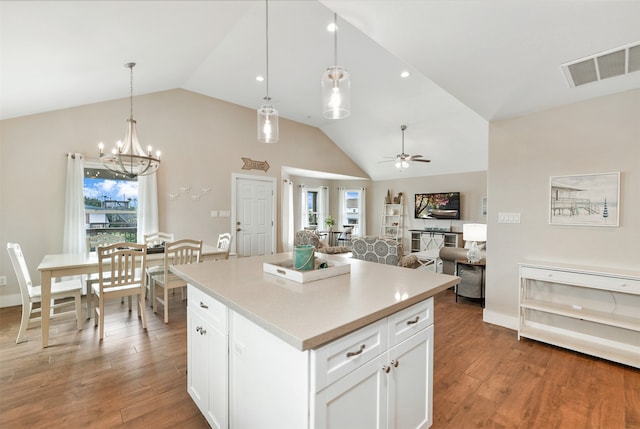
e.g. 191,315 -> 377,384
415,192 -> 460,220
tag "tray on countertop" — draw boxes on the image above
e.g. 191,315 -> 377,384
263,258 -> 350,284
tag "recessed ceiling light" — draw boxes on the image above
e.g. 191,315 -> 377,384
400,71 -> 410,78
256,75 -> 264,82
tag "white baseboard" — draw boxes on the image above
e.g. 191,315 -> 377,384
0,293 -> 22,308
482,308 -> 518,331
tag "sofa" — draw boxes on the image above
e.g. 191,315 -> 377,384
439,246 -> 486,275
294,230 -> 351,254
351,236 -> 421,268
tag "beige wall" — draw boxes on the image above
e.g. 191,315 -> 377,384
0,89 -> 368,306
371,171 -> 488,243
485,89 -> 640,329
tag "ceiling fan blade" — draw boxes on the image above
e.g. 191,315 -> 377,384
411,154 -> 424,158
377,159 -> 395,164
413,158 -> 431,163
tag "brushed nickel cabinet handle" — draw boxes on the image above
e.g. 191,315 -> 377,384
407,316 -> 420,325
382,365 -> 391,373
346,344 -> 366,358
200,301 -> 209,309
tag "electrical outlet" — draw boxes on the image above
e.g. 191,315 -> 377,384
0,276 -> 7,286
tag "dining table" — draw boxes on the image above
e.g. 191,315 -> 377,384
37,243 -> 229,348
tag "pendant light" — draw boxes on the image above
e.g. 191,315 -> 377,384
257,0 -> 279,143
322,13 -> 351,119
98,62 -> 160,178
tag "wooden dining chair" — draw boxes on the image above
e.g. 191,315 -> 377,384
143,231 -> 175,303
7,243 -> 83,343
84,234 -> 126,313
215,232 -> 233,260
91,242 -> 148,340
153,239 -> 202,323
144,232 -> 174,247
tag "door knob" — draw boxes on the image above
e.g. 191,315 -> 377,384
236,228 -> 242,232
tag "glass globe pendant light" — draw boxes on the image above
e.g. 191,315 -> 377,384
322,13 -> 351,119
257,0 -> 279,143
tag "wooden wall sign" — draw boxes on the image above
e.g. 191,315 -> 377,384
241,157 -> 270,172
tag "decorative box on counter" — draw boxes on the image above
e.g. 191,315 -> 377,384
263,259 -> 350,284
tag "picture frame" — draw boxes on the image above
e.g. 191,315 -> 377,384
549,172 -> 620,226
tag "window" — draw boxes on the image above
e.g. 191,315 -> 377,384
83,165 -> 138,246
307,190 -> 319,228
338,188 -> 366,236
300,186 -> 328,230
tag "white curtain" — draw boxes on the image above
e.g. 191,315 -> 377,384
63,153 -> 86,255
282,180 -> 294,251
137,172 -> 159,243
338,188 -> 347,228
318,186 -> 329,229
359,188 -> 367,236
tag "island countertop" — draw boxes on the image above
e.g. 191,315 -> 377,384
173,252 -> 460,351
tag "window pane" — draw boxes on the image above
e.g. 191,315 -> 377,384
84,168 -> 138,244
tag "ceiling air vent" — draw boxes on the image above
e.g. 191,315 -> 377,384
561,41 -> 640,87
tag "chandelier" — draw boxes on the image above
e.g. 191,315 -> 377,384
257,0 -> 279,143
99,62 -> 160,178
322,13 -> 351,119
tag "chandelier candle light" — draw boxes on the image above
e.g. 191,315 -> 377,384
99,62 -> 160,178
257,0 -> 279,143
463,223 -> 487,264
322,13 -> 351,119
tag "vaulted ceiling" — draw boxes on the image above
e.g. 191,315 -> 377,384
2,1 -> 639,180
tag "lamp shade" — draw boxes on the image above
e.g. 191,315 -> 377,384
463,223 -> 487,242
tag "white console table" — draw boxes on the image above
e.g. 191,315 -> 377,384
518,262 -> 640,368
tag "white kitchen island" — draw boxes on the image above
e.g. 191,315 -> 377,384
173,253 -> 460,429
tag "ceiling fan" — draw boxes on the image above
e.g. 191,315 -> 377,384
379,125 -> 431,169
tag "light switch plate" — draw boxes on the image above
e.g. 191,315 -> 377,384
0,276 -> 7,286
498,212 -> 521,224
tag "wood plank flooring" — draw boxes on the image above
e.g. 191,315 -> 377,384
0,289 -> 638,428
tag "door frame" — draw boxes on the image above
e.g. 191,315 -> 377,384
231,173 -> 277,255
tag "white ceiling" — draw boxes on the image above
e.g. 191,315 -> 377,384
2,1 -> 639,181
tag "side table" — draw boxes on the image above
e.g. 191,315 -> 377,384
454,259 -> 486,307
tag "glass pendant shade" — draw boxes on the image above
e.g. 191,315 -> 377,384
257,0 -> 278,143
99,119 -> 161,179
322,65 -> 351,119
257,103 -> 279,143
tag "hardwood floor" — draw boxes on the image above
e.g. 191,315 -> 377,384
0,289 -> 638,428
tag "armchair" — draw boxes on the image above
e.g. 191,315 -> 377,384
351,236 -> 420,268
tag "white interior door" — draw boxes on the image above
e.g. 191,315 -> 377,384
233,174 -> 275,257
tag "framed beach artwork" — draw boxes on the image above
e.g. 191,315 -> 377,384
549,172 -> 620,226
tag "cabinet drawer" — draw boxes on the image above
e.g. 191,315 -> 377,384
311,319 -> 387,393
521,267 -> 640,295
188,285 -> 227,333
388,299 -> 434,346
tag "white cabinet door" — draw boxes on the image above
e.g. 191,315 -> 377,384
420,233 -> 444,252
314,353 -> 388,429
387,326 -> 434,429
187,307 -> 228,429
187,308 -> 210,416
206,316 -> 228,429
